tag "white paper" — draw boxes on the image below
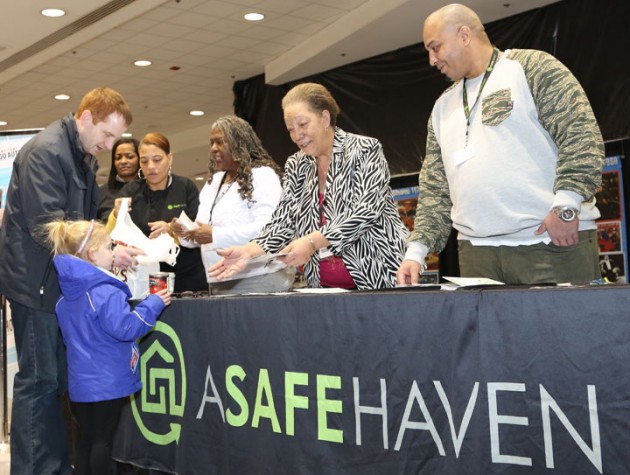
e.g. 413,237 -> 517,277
208,253 -> 288,283
176,211 -> 199,231
292,287 -> 351,294
319,248 -> 333,259
442,276 -> 505,286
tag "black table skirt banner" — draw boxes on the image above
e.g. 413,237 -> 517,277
112,286 -> 630,474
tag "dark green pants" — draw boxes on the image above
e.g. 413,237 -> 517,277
458,229 -> 601,285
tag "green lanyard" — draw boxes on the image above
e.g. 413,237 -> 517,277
462,47 -> 499,145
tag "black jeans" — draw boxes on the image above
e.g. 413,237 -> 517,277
73,398 -> 126,475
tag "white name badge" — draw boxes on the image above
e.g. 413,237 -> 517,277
453,144 -> 476,166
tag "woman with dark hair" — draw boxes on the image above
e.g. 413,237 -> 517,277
210,83 -> 407,290
97,138 -> 140,220
114,132 -> 207,292
172,115 -> 293,294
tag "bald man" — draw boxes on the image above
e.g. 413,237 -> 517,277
397,3 -> 604,286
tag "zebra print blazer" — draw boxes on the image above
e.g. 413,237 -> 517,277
254,128 -> 407,289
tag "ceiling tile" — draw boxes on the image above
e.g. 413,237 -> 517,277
0,0 -> 562,181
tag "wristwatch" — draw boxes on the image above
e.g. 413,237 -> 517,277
552,206 -> 579,222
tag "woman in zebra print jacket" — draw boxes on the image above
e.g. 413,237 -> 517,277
210,83 -> 407,289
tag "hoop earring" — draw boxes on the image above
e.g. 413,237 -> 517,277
137,169 -> 144,180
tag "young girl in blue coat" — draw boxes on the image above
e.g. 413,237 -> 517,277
45,219 -> 171,475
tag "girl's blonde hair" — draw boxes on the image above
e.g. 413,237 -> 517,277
44,219 -> 110,260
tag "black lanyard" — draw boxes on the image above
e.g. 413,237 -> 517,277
462,47 -> 499,145
207,173 -> 235,224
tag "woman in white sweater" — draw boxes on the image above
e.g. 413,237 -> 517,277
173,115 -> 294,294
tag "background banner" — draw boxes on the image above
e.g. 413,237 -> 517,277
0,130 -> 40,208
0,129 -> 42,418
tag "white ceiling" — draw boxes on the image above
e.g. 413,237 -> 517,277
0,0 -> 558,184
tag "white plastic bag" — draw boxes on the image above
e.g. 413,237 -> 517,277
110,198 -> 179,298
110,198 -> 179,266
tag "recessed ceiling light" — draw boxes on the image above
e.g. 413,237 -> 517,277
0,121 -> 7,126
121,132 -> 133,138
244,12 -> 265,21
41,9 -> 66,18
195,176 -> 206,181
54,94 -> 70,101
134,60 -> 152,67
190,110 -> 205,117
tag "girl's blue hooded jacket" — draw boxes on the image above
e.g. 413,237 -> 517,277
54,254 -> 165,402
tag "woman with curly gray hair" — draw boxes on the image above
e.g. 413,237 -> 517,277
172,115 -> 294,294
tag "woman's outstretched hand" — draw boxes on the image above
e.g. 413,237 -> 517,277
208,242 -> 265,280
208,247 -> 248,280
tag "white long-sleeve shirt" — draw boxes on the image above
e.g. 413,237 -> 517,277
182,166 -> 282,276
